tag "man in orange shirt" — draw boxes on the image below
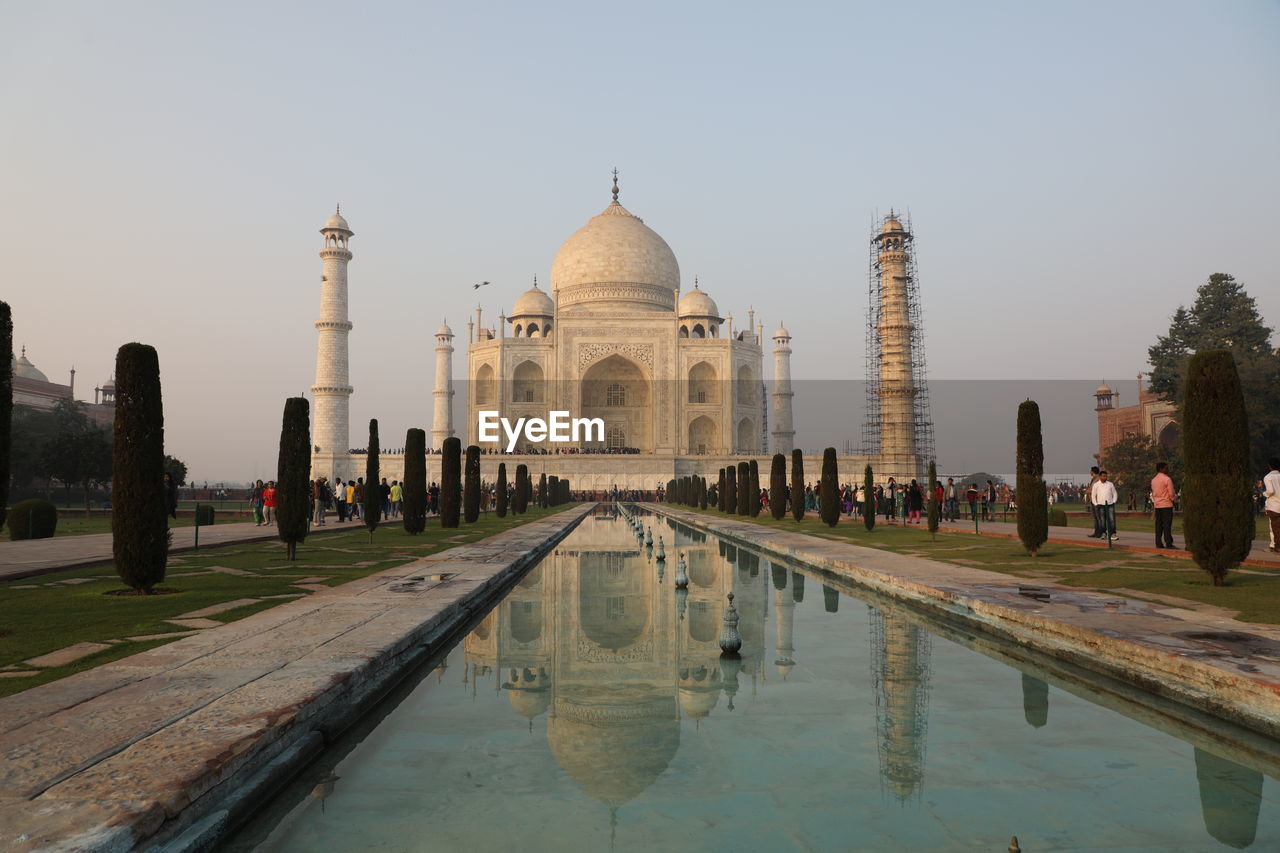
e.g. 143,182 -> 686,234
1150,462 -> 1176,549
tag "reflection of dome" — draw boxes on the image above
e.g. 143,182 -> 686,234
552,195 -> 680,313
678,685 -> 721,719
548,694 -> 679,807
677,283 -> 719,318
511,283 -> 554,317
507,688 -> 551,719
13,352 -> 49,383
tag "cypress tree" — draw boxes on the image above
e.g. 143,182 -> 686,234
463,444 -> 481,522
863,464 -> 876,531
717,468 -> 726,512
496,462 -> 508,518
403,428 -> 427,533
769,453 -> 786,520
0,302 -> 11,533
749,459 -> 761,517
1182,350 -> 1254,586
819,448 -> 838,527
687,476 -> 696,507
111,343 -> 168,593
538,472 -> 548,508
737,461 -> 750,516
514,463 -> 529,514
548,475 -> 560,507
275,397 -> 311,560
791,449 -> 805,522
926,459 -> 940,540
1016,401 -> 1048,556
440,436 -> 461,528
364,419 -> 381,539
667,478 -> 676,503
699,476 -> 708,510
725,464 -> 738,514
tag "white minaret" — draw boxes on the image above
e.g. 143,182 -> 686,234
771,324 -> 795,454
432,322 -> 456,449
311,207 -> 354,479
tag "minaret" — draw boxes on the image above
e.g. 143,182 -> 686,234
432,322 -> 456,449
873,213 -> 919,481
771,325 -> 795,454
311,206 -> 354,478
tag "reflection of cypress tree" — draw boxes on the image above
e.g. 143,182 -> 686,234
1195,747 -> 1262,849
823,584 -> 839,613
791,571 -> 805,603
1021,673 -> 1048,729
772,563 -> 788,591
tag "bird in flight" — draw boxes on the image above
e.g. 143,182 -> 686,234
472,281 -> 491,290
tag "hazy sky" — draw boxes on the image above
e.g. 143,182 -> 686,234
3,1 -> 1277,483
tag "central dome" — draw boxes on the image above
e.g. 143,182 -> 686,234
552,199 -> 680,313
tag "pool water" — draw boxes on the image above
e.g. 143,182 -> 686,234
226,506 -> 1279,852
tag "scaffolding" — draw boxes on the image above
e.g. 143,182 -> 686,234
862,212 -> 935,467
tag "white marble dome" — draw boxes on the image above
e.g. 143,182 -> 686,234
511,282 -> 554,317
13,352 -> 48,383
552,199 -> 680,313
677,283 -> 719,318
323,211 -> 351,232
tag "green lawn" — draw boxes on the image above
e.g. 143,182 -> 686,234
1047,503 -> 1269,539
0,506 -> 568,697
676,507 -> 1280,625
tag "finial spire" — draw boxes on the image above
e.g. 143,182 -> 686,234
336,203 -> 340,214
611,168 -> 619,202
533,274 -> 538,288
694,276 -> 699,289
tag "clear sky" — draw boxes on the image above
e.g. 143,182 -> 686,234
3,1 -> 1277,483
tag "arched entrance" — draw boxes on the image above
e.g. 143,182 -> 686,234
688,415 -> 717,455
580,354 -> 651,451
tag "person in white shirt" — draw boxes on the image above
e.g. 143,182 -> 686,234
1091,469 -> 1119,542
1264,457 -> 1280,554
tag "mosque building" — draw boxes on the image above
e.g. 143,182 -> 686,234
10,347 -> 115,427
308,176 -> 929,490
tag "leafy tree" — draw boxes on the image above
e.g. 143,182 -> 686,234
111,343 -> 168,593
0,301 -> 11,531
1101,433 -> 1162,504
402,428 -> 427,534
1149,274 -> 1279,473
163,455 -> 188,487
819,448 -> 838,527
463,444 -> 481,522
364,420 -> 381,540
725,464 -> 737,514
39,398 -> 111,510
748,460 -> 761,517
769,453 -> 786,520
791,449 -> 804,522
496,462 -> 508,518
275,397 -> 310,560
863,464 -> 876,531
926,459 -> 940,538
1182,350 -> 1253,586
440,436 -> 461,528
9,406 -> 54,490
1016,400 -> 1048,556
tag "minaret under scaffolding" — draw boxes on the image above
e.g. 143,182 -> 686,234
864,213 -> 933,482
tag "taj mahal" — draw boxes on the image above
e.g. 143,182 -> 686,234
308,174 -> 930,491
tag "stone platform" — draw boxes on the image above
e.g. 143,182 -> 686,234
0,504 -> 593,852
647,505 -> 1280,746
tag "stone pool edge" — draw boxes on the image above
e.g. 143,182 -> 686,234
644,505 -> 1280,743
0,504 -> 595,853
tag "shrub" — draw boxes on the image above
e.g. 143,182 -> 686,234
276,398 -> 310,559
111,343 -> 168,593
1182,350 -> 1254,586
496,462 -> 508,518
863,465 -> 876,531
8,498 -> 56,540
402,428 -> 427,534
819,448 -> 838,527
440,437 -> 461,528
1016,401 -> 1048,556
1048,508 -> 1068,527
195,503 -> 215,526
464,444 -> 481,523
791,449 -> 804,522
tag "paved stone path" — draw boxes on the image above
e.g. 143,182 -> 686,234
0,504 -> 592,852
0,516 -> 393,581
651,505 -> 1280,742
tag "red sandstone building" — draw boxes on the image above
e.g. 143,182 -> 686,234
1094,375 -> 1179,463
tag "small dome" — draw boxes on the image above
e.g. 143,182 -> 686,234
13,352 -> 49,383
773,325 -> 790,339
101,378 -> 116,390
1095,382 -> 1113,395
436,323 -> 453,337
507,688 -> 551,719
677,284 -> 720,318
881,216 -> 904,233
511,283 -> 554,317
323,210 -> 351,232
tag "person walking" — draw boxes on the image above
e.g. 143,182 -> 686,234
944,478 -> 958,522
312,477 -> 327,525
250,479 -> 265,526
906,479 -> 923,524
1150,462 -> 1176,549
1086,466 -> 1103,538
380,477 -> 392,518
1263,458 -> 1280,554
965,483 -> 979,520
390,480 -> 403,518
985,480 -> 998,521
263,480 -> 278,526
347,480 -> 360,521
1092,469 -> 1119,542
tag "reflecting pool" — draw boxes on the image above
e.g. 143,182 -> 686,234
226,506 -> 1280,851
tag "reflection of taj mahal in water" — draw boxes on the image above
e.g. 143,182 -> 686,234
461,507 -> 934,812
308,176 -> 933,489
